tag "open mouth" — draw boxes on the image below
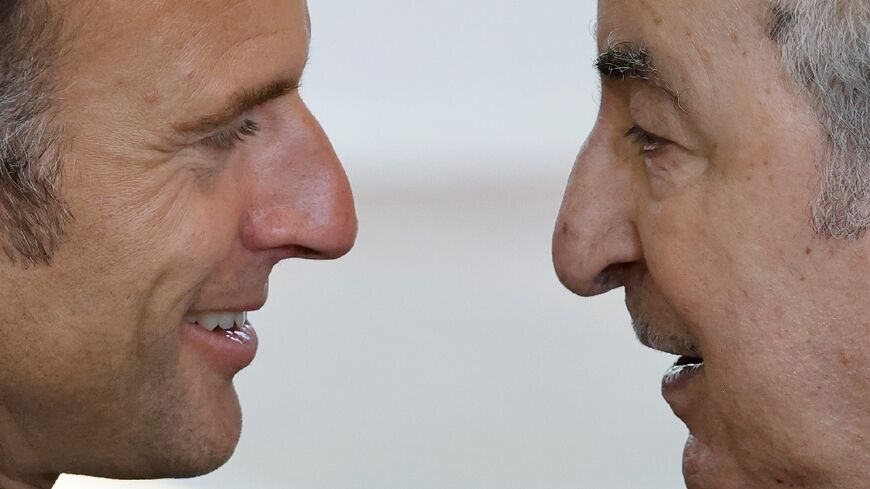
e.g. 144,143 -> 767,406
675,356 -> 704,367
184,312 -> 248,333
662,355 -> 705,391
182,311 -> 258,374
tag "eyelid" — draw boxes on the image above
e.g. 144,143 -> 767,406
201,118 -> 261,151
625,124 -> 669,154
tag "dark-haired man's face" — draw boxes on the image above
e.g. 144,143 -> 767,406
553,0 -> 869,487
0,0 -> 356,485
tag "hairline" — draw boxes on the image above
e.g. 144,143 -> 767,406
0,0 -> 72,266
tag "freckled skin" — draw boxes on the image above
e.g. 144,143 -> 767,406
0,1 -> 357,488
553,0 -> 870,488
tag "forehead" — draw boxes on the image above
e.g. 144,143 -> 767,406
57,0 -> 310,132
65,0 -> 309,57
595,0 -> 770,102
596,0 -> 766,43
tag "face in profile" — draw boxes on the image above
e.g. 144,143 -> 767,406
553,0 -> 869,487
0,0 -> 356,483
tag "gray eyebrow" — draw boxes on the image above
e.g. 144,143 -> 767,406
595,39 -> 682,104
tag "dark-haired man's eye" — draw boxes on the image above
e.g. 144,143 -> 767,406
202,118 -> 261,151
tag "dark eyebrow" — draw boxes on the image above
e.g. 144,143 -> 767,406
173,76 -> 301,136
595,40 -> 681,103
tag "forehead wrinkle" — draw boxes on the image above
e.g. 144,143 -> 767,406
171,24 -> 308,126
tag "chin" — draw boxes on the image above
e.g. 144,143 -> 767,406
682,435 -> 740,489
67,437 -> 239,483
156,360 -> 246,477
682,436 -> 709,489
173,395 -> 245,478
125,425 -> 242,480
125,385 -> 245,480
163,447 -> 239,480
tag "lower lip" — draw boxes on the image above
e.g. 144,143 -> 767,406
662,359 -> 705,394
181,320 -> 258,376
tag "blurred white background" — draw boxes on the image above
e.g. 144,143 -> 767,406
60,0 -> 687,488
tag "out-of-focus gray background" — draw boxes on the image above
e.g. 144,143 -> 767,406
59,1 -> 687,487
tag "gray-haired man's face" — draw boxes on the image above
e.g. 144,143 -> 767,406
0,0 -> 356,486
553,0 -> 869,487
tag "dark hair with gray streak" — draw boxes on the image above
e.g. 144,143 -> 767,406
0,0 -> 70,266
770,0 -> 870,239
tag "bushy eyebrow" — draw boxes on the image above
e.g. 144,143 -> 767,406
173,75 -> 302,136
595,39 -> 681,104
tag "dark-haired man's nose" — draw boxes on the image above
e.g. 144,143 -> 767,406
243,100 -> 357,261
552,130 -> 642,296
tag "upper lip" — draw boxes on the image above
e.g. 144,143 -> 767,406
188,307 -> 261,314
188,300 -> 267,315
634,323 -> 703,359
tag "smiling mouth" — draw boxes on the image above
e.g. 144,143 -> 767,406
181,310 -> 258,375
184,311 -> 248,333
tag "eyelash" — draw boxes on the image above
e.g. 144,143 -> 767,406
202,118 -> 261,151
625,124 -> 668,154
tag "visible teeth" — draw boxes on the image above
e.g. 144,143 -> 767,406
184,313 -> 198,324
204,314 -> 222,331
220,313 -> 238,330
184,311 -> 248,332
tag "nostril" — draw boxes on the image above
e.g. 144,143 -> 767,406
593,262 -> 632,294
295,246 -> 319,258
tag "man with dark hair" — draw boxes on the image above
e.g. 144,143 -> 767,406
0,1 -> 357,488
553,0 -> 868,487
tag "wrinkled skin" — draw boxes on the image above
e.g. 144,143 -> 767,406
0,1 -> 357,488
553,0 -> 869,488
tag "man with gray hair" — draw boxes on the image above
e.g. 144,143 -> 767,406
0,1 -> 356,488
553,0 -> 868,487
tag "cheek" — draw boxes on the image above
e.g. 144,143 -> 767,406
113,162 -> 247,284
33,158 -> 250,378
638,155 -> 816,341
637,164 -> 844,464
638,185 -> 737,328
637,171 -> 810,405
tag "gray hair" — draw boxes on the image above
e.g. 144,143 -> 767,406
770,1 -> 870,239
0,0 -> 70,265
